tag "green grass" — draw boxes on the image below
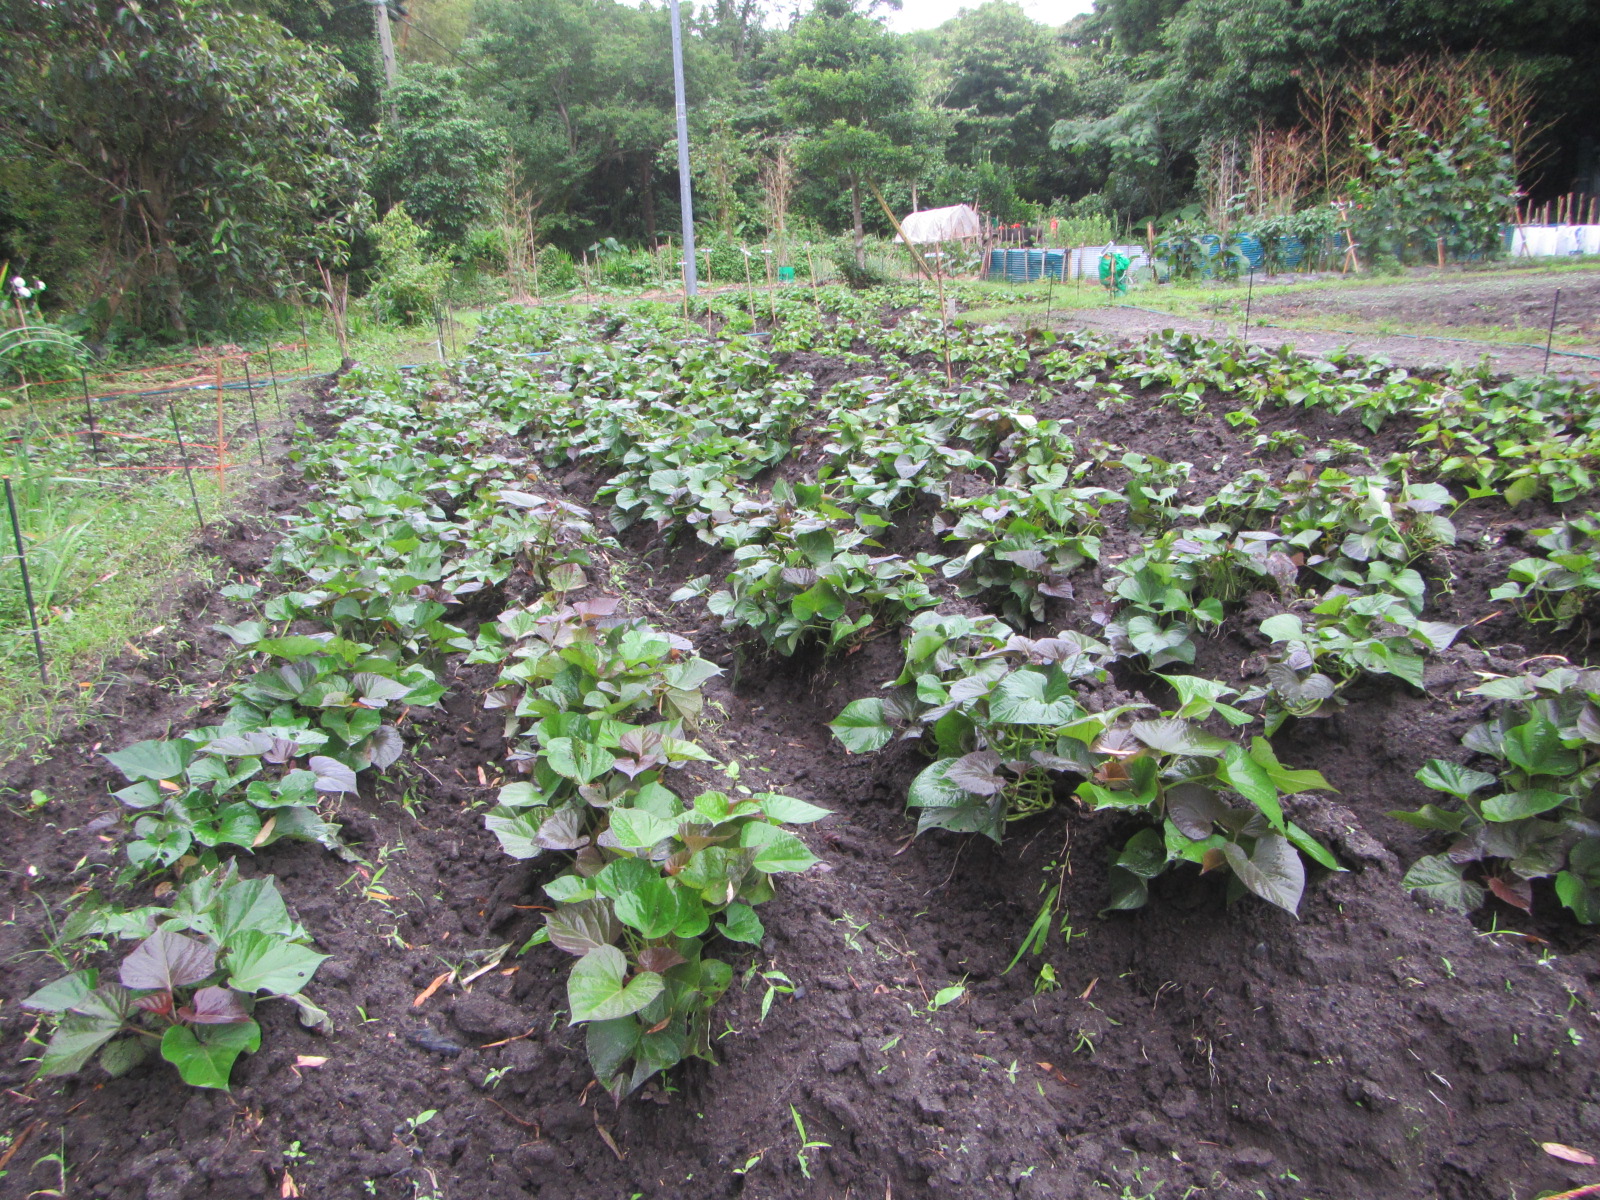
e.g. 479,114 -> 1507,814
0,305 -> 493,762
0,452 -> 242,758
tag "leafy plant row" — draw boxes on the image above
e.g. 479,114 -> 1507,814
457,296 -> 1600,925
464,591 -> 827,1097
31,362 -> 623,1091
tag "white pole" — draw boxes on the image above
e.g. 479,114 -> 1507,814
373,0 -> 397,88
669,0 -> 698,297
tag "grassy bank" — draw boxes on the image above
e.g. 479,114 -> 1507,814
0,307 -> 486,763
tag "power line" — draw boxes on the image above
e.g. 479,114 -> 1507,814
393,14 -> 472,68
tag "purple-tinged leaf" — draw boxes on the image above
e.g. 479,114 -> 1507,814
636,946 -> 687,974
364,725 -> 404,770
181,986 -> 250,1025
309,755 -> 359,794
120,929 -> 216,992
947,751 -> 1006,797
546,899 -> 622,956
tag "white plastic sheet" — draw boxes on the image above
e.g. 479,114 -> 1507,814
1510,225 -> 1600,257
893,204 -> 982,243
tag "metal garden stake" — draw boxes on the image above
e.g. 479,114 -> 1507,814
4,477 -> 47,683
167,400 -> 206,530
242,357 -> 267,465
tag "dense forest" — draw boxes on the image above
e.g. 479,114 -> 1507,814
1,0 -> 1597,341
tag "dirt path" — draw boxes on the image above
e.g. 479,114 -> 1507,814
1248,268 -> 1600,337
1053,303 -> 1600,382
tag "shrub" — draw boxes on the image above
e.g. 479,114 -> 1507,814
365,205 -> 451,325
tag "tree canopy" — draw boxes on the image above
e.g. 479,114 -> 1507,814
1,0 -> 1595,337
0,0 -> 368,335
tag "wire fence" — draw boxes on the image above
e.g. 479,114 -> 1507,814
0,343 -> 321,686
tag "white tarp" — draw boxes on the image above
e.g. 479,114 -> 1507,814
894,203 -> 982,243
1511,225 -> 1600,257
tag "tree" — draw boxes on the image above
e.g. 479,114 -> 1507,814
393,0 -> 478,67
471,0 -> 735,246
0,0 -> 368,336
932,2 -> 1067,199
249,0 -> 386,131
372,65 -> 509,245
772,0 -> 930,268
1080,0 -> 1600,207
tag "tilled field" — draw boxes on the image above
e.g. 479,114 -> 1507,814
3,286 -> 1600,1200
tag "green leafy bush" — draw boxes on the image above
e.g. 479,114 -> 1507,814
1490,513 -> 1600,627
536,787 -> 824,1098
365,204 -> 452,325
23,865 -> 328,1090
831,613 -> 1338,913
675,521 -> 943,655
1398,668 -> 1600,922
471,596 -> 826,1095
828,611 -> 1113,839
939,474 -> 1111,627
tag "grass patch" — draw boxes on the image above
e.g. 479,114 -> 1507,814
0,454 -> 241,758
0,304 -> 494,761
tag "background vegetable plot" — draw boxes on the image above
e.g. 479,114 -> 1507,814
2,293 -> 1600,1200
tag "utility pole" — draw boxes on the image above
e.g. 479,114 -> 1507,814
373,0 -> 397,89
669,0 -> 698,297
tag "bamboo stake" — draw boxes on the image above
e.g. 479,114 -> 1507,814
866,180 -> 951,388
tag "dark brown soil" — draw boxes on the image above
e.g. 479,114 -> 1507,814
3,339 -> 1600,1200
